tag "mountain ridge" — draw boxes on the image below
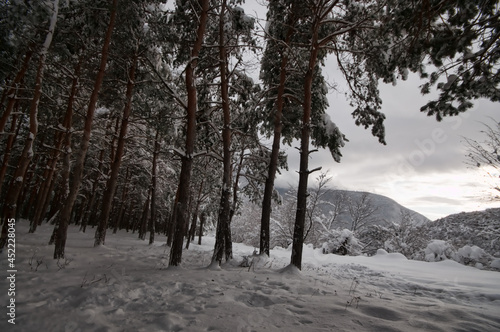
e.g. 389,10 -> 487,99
276,186 -> 431,230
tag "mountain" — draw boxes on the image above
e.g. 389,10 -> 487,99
276,187 -> 431,230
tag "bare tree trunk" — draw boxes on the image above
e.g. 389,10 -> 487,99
166,196 -> 176,246
138,193 -> 150,241
213,0 -> 233,264
53,0 -> 118,259
1,0 -> 59,249
169,0 -> 209,266
198,210 -> 206,245
186,179 -> 204,249
149,129 -> 160,245
290,23 -> 320,271
94,55 -> 137,246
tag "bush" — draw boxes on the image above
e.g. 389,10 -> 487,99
422,240 -> 456,262
456,245 -> 490,269
321,229 -> 362,256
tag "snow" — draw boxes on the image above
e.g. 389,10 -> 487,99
2,221 -> 499,331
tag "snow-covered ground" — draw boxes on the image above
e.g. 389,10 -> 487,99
1,221 -> 499,331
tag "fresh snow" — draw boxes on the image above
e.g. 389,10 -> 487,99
1,221 -> 499,331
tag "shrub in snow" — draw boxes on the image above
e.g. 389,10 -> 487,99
321,229 -> 362,256
424,208 -> 500,259
423,240 -> 456,262
456,245 -> 491,269
358,209 -> 428,258
490,258 -> 500,270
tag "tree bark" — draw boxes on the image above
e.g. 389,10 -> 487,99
198,210 -> 206,245
169,0 -> 209,266
290,23 -> 320,271
149,129 -> 160,245
213,0 -> 233,264
186,178 -> 204,249
94,55 -> 137,247
53,0 -> 118,259
138,192 -> 150,241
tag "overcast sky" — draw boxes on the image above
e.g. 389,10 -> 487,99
275,72 -> 499,220
242,3 -> 499,220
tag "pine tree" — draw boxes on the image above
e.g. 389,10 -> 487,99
169,0 -> 210,266
53,0 -> 119,259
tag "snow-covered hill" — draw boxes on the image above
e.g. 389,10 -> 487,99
276,187 -> 431,228
424,208 -> 500,257
2,221 -> 499,332
325,189 -> 430,226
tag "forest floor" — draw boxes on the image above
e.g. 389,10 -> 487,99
1,220 -> 499,331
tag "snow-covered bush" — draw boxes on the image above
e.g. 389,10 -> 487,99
423,240 -> 456,262
359,209 -> 428,258
456,245 -> 491,269
420,241 -> 497,270
424,208 -> 500,258
321,229 -> 362,256
491,258 -> 500,270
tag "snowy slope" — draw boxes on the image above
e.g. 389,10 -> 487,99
423,208 -> 500,257
277,187 -> 431,228
331,190 -> 431,226
1,221 -> 499,332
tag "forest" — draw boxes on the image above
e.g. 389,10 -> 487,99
0,0 -> 499,270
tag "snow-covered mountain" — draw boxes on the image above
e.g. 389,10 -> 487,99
331,189 -> 429,226
276,187 -> 431,229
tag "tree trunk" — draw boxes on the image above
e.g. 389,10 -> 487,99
138,193 -> 150,241
213,0 -> 233,264
53,0 -> 118,259
166,195 -> 177,247
169,0 -> 209,267
1,0 -> 59,249
186,178 -> 204,249
198,210 -> 206,245
290,27 -> 320,271
259,17 -> 295,257
94,55 -> 136,247
149,129 -> 160,245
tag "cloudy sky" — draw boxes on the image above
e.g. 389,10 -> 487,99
242,3 -> 499,220
272,63 -> 499,220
